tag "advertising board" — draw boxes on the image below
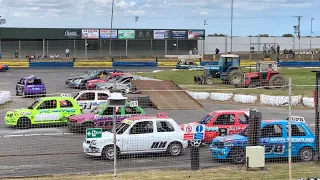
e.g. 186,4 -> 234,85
82,29 -> 99,39
153,30 -> 170,39
171,30 -> 187,39
118,30 -> 135,39
188,30 -> 205,40
64,29 -> 81,39
100,30 -> 117,39
135,30 -> 152,39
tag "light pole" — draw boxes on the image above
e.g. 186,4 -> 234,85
310,18 -> 314,51
109,0 -> 115,56
230,0 -> 234,53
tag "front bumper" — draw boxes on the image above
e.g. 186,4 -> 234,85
209,146 -> 230,159
5,113 -> 18,125
83,141 -> 102,156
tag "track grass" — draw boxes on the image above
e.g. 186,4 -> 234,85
6,163 -> 320,180
137,68 -> 320,96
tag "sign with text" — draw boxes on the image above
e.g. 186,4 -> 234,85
86,128 -> 102,138
153,30 -> 170,39
183,123 -> 205,140
100,30 -> 118,39
82,29 -> 99,39
171,30 -> 187,39
188,30 -> 205,40
118,30 -> 135,39
64,29 -> 81,39
135,30 -> 152,39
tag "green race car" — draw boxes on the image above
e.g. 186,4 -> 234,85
5,96 -> 82,129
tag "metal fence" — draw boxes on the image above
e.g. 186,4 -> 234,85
0,66 -> 319,180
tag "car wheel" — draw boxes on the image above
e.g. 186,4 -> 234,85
102,145 -> 119,160
17,117 -> 31,129
299,147 -> 314,161
167,142 -> 182,156
230,147 -> 245,164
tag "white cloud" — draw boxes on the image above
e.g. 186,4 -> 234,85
116,1 -> 136,8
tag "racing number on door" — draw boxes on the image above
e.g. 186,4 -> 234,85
265,144 -> 285,154
79,102 -> 93,110
151,141 -> 167,149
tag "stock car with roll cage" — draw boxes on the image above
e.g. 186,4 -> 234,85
0,64 -> 9,72
86,72 -> 128,90
210,120 -> 315,164
83,112 -> 188,160
16,75 -> 46,97
66,69 -> 123,89
179,109 -> 306,144
68,100 -> 147,132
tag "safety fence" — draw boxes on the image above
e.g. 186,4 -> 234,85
4,60 -> 320,68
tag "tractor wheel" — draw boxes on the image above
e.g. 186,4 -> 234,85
205,77 -> 214,85
227,70 -> 243,86
269,74 -> 287,89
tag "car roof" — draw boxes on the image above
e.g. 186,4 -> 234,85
126,116 -> 173,121
37,96 -> 75,101
78,90 -> 110,93
262,120 -> 303,125
23,76 -> 41,79
211,109 -> 250,114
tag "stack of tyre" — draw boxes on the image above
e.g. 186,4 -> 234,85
0,91 -> 11,105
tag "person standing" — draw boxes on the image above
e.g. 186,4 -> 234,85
65,48 -> 70,57
14,50 -> 19,58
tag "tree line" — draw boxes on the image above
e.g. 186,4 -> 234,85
207,33 -> 319,37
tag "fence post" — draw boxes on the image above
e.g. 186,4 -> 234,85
85,39 -> 88,59
288,77 -> 292,180
73,39 -> 76,57
18,40 -> 21,56
165,39 -> 167,55
46,40 -> 49,56
0,38 -> 2,53
125,39 -> 128,56
42,39 -> 45,58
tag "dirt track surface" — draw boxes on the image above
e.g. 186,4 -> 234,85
132,80 -> 203,110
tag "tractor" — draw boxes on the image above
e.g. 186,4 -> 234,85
240,61 -> 287,89
194,54 -> 243,85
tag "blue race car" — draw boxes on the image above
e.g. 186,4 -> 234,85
3,64 -> 9,71
210,120 -> 315,164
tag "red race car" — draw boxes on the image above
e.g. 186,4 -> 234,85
86,72 -> 127,89
180,109 -> 255,143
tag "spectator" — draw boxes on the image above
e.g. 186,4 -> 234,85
277,45 -> 280,54
65,48 -> 70,57
263,44 -> 267,54
14,50 -> 19,58
55,54 -> 59,58
50,54 -> 54,59
215,48 -> 220,54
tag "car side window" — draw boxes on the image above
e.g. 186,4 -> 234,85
78,92 -> 95,101
156,121 -> 175,132
261,124 -> 283,138
286,124 -> 307,136
18,78 -> 25,85
102,107 -> 114,115
98,93 -> 109,100
59,100 -> 73,108
124,107 -> 140,114
130,121 -> 154,134
37,100 -> 57,109
238,114 -> 249,124
213,114 -> 235,125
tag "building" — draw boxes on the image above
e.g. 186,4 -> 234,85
0,28 -> 205,58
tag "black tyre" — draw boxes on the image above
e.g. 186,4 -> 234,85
167,142 -> 183,156
269,74 -> 287,89
298,147 -> 314,162
102,145 -> 119,160
227,70 -> 244,86
17,117 -> 31,129
230,147 -> 245,164
205,77 -> 214,85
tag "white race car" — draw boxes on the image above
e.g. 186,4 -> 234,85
63,90 -> 111,113
83,113 -> 188,160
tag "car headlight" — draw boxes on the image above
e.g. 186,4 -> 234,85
90,140 -> 97,146
224,140 -> 234,147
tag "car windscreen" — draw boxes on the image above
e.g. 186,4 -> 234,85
91,103 -> 107,114
239,127 -> 248,137
28,99 -> 41,109
26,78 -> 42,85
111,123 -> 131,134
198,114 -> 214,124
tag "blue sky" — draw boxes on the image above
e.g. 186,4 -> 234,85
0,0 -> 319,36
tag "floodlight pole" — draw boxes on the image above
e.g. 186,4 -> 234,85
312,71 -> 320,164
109,0 -> 115,56
310,18 -> 314,51
230,0 -> 234,53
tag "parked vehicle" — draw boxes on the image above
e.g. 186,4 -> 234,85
86,72 -> 127,90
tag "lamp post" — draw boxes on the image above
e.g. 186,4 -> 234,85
109,0 -> 115,56
310,18 -> 314,51
230,0 -> 234,53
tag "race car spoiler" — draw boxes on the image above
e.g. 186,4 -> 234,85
287,116 -> 305,123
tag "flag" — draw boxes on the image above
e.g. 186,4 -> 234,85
135,16 -> 139,22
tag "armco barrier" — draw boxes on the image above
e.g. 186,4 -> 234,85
302,97 -> 314,108
29,62 -> 74,68
186,91 -> 210,100
74,61 -> 112,68
0,61 -> 29,67
279,61 -> 320,67
157,62 -> 177,67
233,94 -> 257,104
113,62 -> 157,67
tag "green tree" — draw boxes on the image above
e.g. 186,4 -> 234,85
282,34 -> 293,37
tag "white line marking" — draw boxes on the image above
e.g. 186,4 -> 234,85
24,134 -> 43,136
43,133 -> 64,136
3,135 -> 23,137
0,133 -> 78,138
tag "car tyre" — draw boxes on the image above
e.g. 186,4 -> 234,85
230,147 -> 245,164
167,142 -> 183,156
102,145 -> 119,160
298,147 -> 314,162
17,117 -> 31,129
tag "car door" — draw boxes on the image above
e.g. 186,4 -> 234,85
76,92 -> 96,113
260,124 -> 285,158
285,124 -> 309,156
95,107 -> 121,128
58,99 -> 76,122
16,78 -> 25,93
96,92 -> 109,108
152,120 -> 176,151
212,113 -> 237,136
34,99 -> 60,123
123,121 -> 155,152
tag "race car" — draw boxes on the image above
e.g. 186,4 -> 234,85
5,96 -> 82,129
66,70 -> 123,89
0,64 -> 9,72
83,112 -> 188,160
210,120 -> 315,164
16,75 -> 46,97
69,90 -> 111,113
86,72 -> 127,90
68,101 -> 147,132
176,60 -> 203,70
179,110 -> 252,143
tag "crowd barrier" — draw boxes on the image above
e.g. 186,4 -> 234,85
0,91 -> 11,105
3,60 -> 320,68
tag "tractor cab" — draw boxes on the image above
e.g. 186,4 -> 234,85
218,54 -> 240,74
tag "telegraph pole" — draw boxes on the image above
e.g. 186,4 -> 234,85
203,20 -> 208,55
293,16 -> 302,53
230,0 -> 234,53
310,18 -> 314,51
109,0 -> 115,56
